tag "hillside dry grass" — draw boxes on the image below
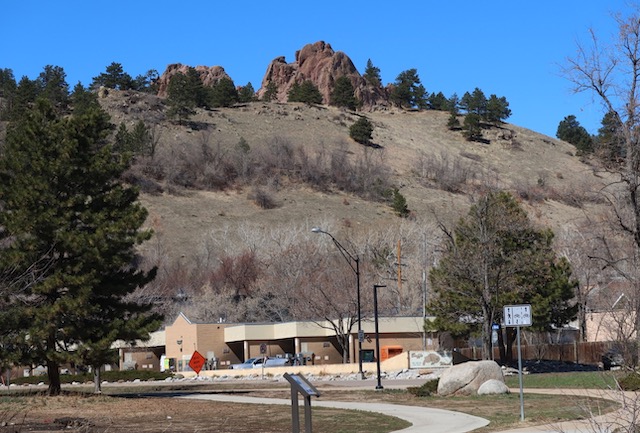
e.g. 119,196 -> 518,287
99,91 -> 609,261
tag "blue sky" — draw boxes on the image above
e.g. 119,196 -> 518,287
1,1 -> 630,137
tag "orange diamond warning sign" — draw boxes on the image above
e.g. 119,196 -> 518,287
189,350 -> 206,374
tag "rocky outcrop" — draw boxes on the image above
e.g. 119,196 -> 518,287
156,64 -> 232,98
437,360 -> 505,396
257,41 -> 388,109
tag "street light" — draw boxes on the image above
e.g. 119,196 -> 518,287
311,227 -> 364,380
373,284 -> 386,390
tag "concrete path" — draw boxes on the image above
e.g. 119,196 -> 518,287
179,393 -> 490,433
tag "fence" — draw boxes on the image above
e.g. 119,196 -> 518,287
457,341 -> 612,365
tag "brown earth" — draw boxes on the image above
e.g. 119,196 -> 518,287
99,88 -> 607,262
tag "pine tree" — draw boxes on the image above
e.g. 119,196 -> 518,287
428,191 -> 577,362
556,115 -> 594,154
262,82 -> 278,101
92,62 -> 134,90
349,116 -> 374,144
389,69 -> 427,109
166,73 -> 196,124
462,112 -> 482,141
330,76 -> 358,110
210,77 -> 239,107
288,80 -> 323,104
36,65 -> 69,111
0,99 -> 161,395
238,82 -> 256,103
391,188 -> 410,217
363,59 -> 382,87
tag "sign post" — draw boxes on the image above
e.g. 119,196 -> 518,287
503,304 -> 532,422
284,373 -> 320,433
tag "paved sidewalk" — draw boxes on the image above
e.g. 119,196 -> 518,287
179,393 -> 490,433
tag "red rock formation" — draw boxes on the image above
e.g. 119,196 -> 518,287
257,41 -> 388,109
156,63 -> 232,98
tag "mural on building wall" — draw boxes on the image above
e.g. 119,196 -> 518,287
409,350 -> 453,368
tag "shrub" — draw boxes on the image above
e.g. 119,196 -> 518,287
391,188 -> 409,217
407,378 -> 439,396
350,117 -> 374,144
618,373 -> 640,391
250,186 -> 277,209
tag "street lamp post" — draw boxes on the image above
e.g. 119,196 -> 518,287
311,227 -> 364,380
373,284 -> 386,390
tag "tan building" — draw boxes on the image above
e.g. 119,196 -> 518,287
163,313 -> 435,371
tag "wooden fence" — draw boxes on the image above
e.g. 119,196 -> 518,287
457,341 -> 612,365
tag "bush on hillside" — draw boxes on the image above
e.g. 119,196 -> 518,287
350,116 -> 374,145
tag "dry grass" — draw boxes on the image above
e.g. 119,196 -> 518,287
0,386 -> 618,433
97,91 -> 612,261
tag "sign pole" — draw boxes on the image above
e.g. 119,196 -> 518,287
516,325 -> 524,421
503,304 -> 531,423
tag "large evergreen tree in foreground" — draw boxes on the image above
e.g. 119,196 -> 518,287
428,191 -> 577,364
0,99 -> 161,395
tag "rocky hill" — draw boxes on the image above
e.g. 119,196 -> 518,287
89,41 -> 614,321
97,87 -> 605,265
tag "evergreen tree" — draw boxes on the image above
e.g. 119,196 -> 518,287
330,76 -> 358,110
462,112 -> 482,141
262,81 -> 278,101
70,82 -> 101,117
0,99 -> 160,395
92,62 -> 134,90
185,67 -> 209,108
132,69 -> 159,93
389,69 -> 427,109
595,111 -> 625,162
428,92 -> 449,111
288,80 -> 323,104
210,77 -> 239,107
349,116 -> 374,144
363,59 -> 382,87
485,94 -> 512,124
556,115 -> 594,154
428,191 -> 577,362
238,82 -> 256,103
166,73 -> 196,124
460,87 -> 487,117
36,65 -> 69,111
447,111 -> 461,130
9,76 -> 39,120
0,68 -> 16,119
391,188 -> 410,217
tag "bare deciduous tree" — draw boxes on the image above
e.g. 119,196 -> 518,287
565,7 -> 640,360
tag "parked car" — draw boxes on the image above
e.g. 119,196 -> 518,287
229,357 -> 260,370
229,356 -> 291,369
256,357 -> 290,368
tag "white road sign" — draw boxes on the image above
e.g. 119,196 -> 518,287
503,304 -> 532,327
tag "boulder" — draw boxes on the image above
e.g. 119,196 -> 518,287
256,41 -> 388,109
477,379 -> 510,395
437,360 -> 505,396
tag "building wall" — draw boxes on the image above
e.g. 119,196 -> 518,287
121,347 -> 163,371
163,314 -> 431,371
165,314 -> 243,371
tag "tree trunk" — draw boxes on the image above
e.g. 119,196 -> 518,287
93,366 -> 102,394
498,326 -> 506,364
47,359 -> 61,396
